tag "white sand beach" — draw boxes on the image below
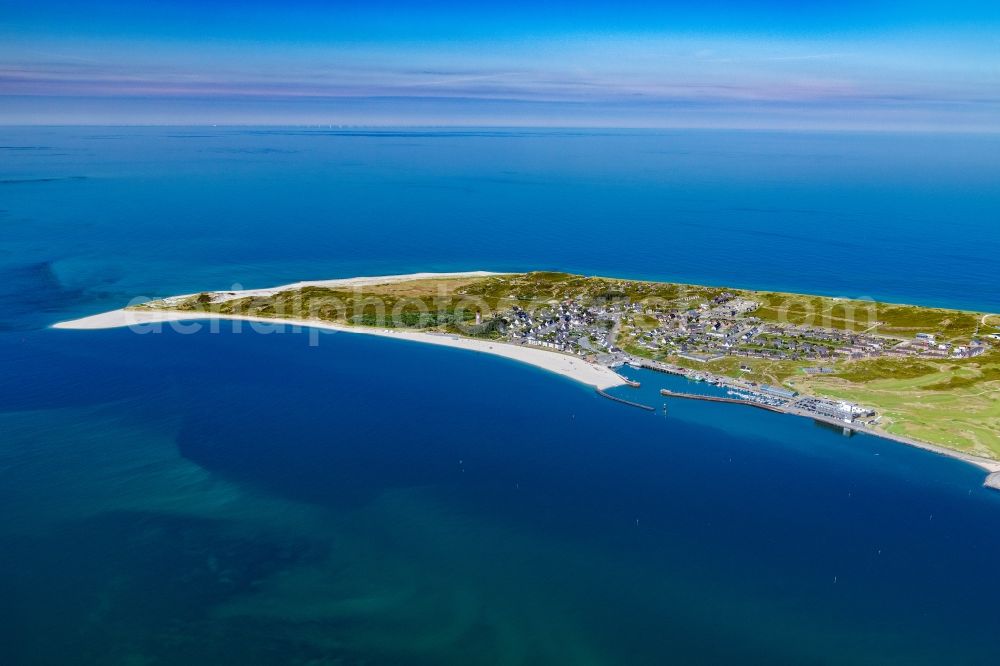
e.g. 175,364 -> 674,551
53,307 -> 627,391
166,271 -> 509,305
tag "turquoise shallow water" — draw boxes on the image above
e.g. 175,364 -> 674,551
2,127 -> 1000,664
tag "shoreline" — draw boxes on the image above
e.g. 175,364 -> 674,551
205,270 -> 508,300
658,388 -> 1000,479
55,306 -> 1000,486
52,308 -> 627,391
137,270 -> 510,306
51,269 -> 1000,487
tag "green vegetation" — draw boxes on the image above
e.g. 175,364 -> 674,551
456,272 -> 721,310
874,304 -> 981,341
834,358 -> 941,383
801,352 -> 1000,458
673,355 -> 803,386
748,291 -> 984,340
751,293 -> 878,331
466,316 -> 508,339
923,360 -> 1000,391
164,278 -> 486,332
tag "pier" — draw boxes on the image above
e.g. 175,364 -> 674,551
595,389 -> 656,411
629,359 -> 686,377
662,388 -> 867,429
659,389 -> 785,414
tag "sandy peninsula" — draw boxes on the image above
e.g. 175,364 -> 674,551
53,278 -> 627,392
51,269 -> 1000,487
110,271 -> 509,309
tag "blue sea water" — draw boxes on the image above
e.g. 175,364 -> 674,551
2,127 -> 1000,664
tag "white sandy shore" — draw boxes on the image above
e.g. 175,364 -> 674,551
53,309 -> 627,391
159,271 -> 509,305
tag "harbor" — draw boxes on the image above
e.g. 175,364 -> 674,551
649,380 -> 1000,488
659,388 -> 785,414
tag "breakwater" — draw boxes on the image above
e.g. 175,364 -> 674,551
595,389 -> 656,411
629,359 -> 685,376
659,389 -> 784,414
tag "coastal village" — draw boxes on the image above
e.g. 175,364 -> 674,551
498,290 -> 989,365
489,288 -> 992,429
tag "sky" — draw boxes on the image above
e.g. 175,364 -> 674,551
1,0 -> 998,129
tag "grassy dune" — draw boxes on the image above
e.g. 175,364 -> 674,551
797,352 -> 1000,458
751,292 -> 983,339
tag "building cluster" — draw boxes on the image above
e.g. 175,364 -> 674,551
889,332 -> 988,359
623,305 -> 895,363
498,293 -> 994,368
504,300 -> 622,357
492,289 -> 995,432
795,396 -> 876,423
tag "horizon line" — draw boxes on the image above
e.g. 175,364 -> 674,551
2,123 -> 999,135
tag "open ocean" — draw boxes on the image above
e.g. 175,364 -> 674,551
2,127 -> 1000,665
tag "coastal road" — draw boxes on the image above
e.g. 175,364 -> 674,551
608,314 -> 623,348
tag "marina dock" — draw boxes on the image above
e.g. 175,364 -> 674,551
659,389 -> 785,414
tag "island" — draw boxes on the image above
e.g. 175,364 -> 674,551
54,271 -> 1000,487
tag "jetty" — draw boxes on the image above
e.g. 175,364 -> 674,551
659,389 -> 784,414
663,387 -> 885,435
596,389 -> 655,411
630,359 -> 686,377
